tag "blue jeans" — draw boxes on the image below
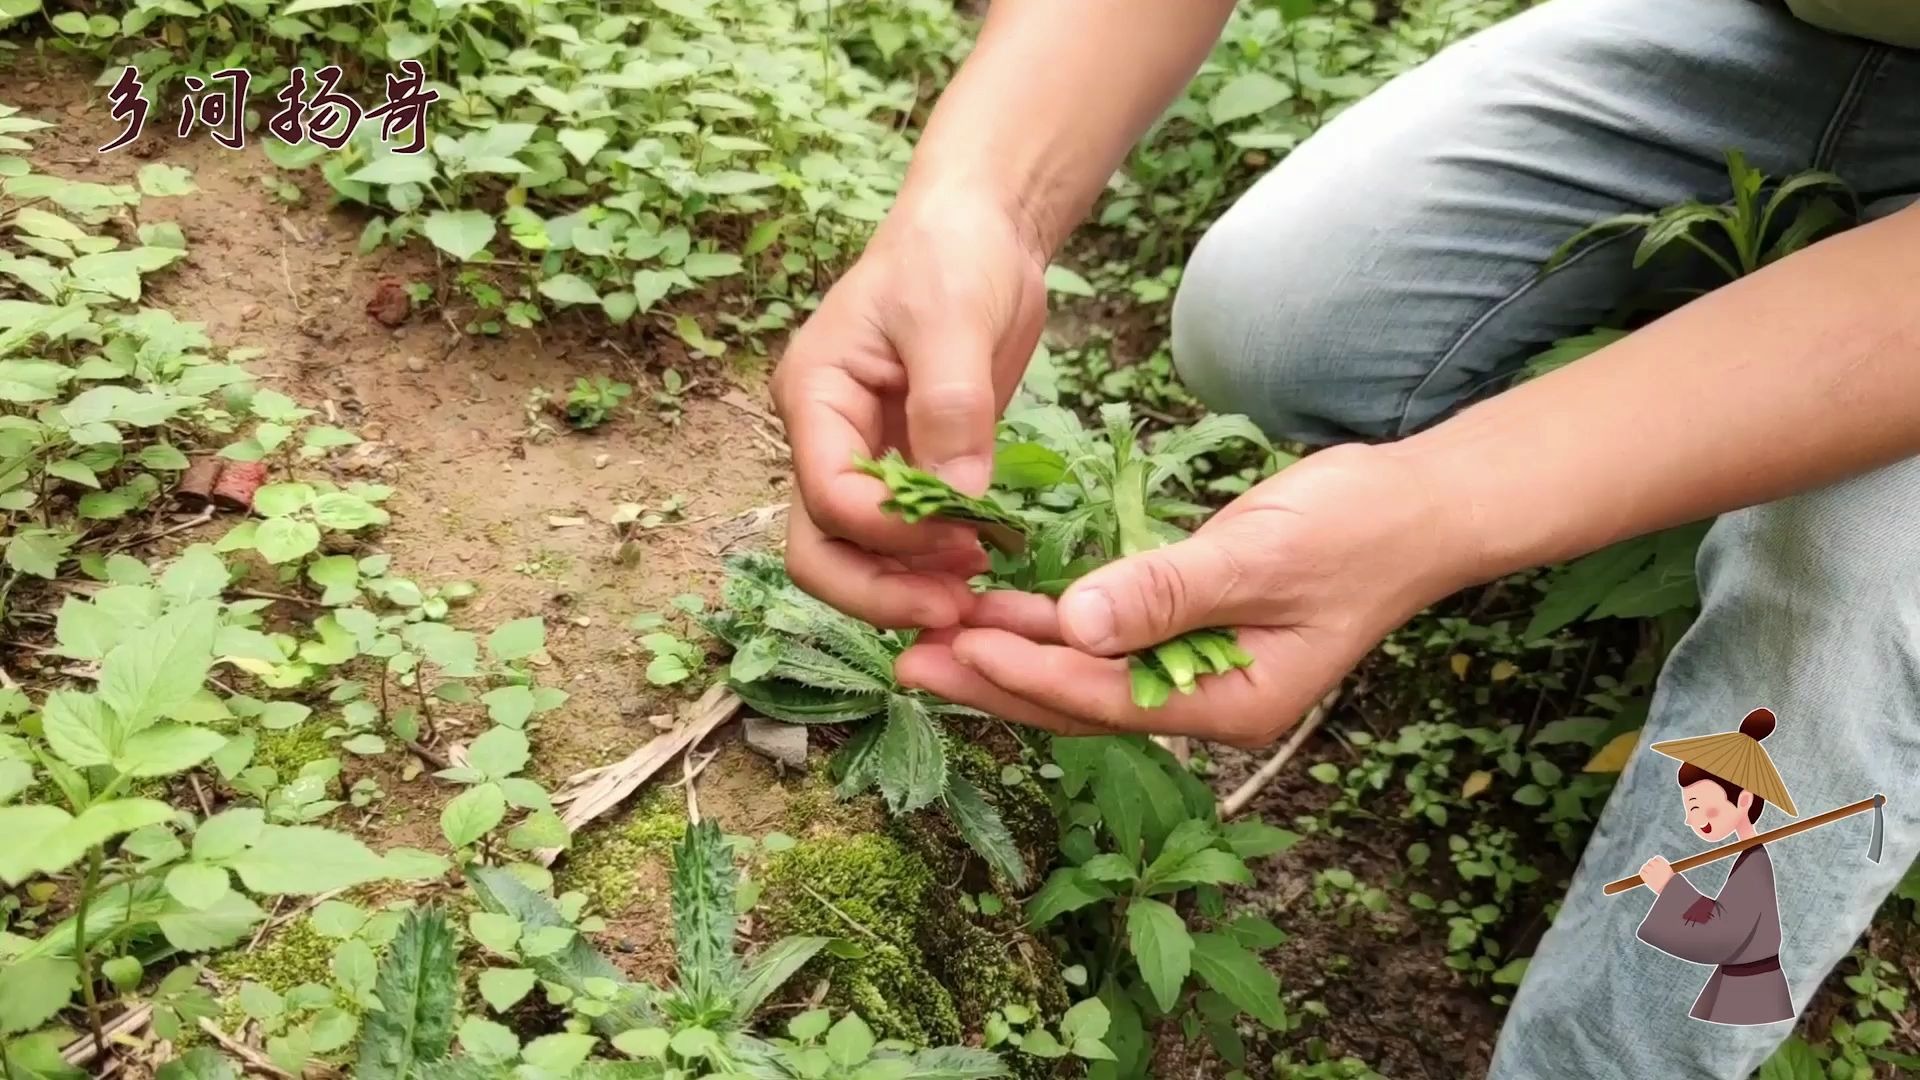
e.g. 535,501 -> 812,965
1170,1 -> 1920,1077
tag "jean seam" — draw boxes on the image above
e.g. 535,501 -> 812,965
1389,228 -> 1636,439
1813,46 -> 1889,169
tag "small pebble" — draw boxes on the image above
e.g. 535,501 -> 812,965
405,355 -> 427,373
593,454 -> 609,470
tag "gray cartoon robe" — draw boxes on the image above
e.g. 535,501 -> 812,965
1636,846 -> 1794,1025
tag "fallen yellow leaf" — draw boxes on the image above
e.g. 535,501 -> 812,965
1462,769 -> 1493,799
1490,660 -> 1519,683
1450,653 -> 1470,680
1584,730 -> 1641,773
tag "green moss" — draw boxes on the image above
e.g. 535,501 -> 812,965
253,723 -> 338,781
760,833 -> 960,1045
209,919 -> 333,993
947,740 -> 1056,868
554,789 -> 687,915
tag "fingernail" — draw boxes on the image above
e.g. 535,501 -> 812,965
933,454 -> 991,495
1061,588 -> 1115,651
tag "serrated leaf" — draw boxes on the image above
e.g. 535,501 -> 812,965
1127,898 -> 1192,1011
1025,867 -> 1112,927
356,908 -> 457,1080
942,774 -> 1026,887
874,695 -> 946,814
671,819 -> 738,1000
1189,932 -> 1284,1028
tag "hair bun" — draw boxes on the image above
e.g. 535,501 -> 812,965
1739,707 -> 1777,741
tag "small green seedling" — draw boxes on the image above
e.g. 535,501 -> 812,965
563,376 -> 632,430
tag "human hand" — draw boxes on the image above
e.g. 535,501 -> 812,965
895,444 -> 1479,746
771,190 -> 1048,629
1640,856 -> 1675,895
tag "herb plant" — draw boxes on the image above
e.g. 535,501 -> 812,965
861,404 -> 1274,707
693,553 -> 1029,887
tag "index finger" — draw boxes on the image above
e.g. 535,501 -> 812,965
780,359 -> 978,556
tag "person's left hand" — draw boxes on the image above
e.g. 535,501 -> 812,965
894,444 -> 1478,747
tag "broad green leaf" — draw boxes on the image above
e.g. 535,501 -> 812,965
160,545 -> 230,602
477,966 -> 537,1012
252,482 -> 314,518
466,727 -> 529,780
1126,898 -> 1193,1011
487,617 -> 545,661
137,163 -> 196,197
6,528 -> 75,578
1208,72 -> 1293,126
1189,932 -> 1285,1028
480,685 -> 535,729
441,782 -> 506,848
156,1048 -> 237,1080
521,1033 -> 597,1073
1044,265 -> 1096,297
536,273 -> 598,306
256,518 -> 322,563
98,601 -> 219,728
1220,820 -> 1300,860
556,128 -> 609,165
825,1013 -> 875,1068
116,723 -> 228,777
156,887 -> 266,951
1024,867 -> 1112,926
40,689 -> 114,766
165,862 -> 231,909
225,825 -> 391,894
0,956 -> 78,1035
457,1017 -> 519,1065
421,210 -> 496,262
193,807 -> 264,861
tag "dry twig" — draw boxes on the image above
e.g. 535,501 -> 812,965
1219,686 -> 1344,820
536,684 -> 741,865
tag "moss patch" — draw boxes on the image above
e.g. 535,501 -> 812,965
761,833 -> 959,1045
210,919 -> 333,993
253,722 -> 338,781
555,788 -> 687,915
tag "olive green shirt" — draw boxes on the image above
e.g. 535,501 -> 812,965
1787,0 -> 1920,48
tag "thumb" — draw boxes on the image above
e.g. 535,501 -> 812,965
1057,536 -> 1254,656
900,320 -> 998,495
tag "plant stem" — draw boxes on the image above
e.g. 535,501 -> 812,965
74,846 -> 107,1058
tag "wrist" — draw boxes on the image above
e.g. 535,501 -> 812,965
889,172 -> 1060,269
1331,440 -> 1501,602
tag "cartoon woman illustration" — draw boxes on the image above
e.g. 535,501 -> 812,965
1634,707 -> 1798,1026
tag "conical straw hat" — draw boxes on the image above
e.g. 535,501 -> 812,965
1650,729 -> 1797,817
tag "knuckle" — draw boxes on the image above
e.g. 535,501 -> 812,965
909,381 -> 994,426
1131,557 -> 1192,637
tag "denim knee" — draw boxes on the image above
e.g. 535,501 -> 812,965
1171,206 -> 1409,446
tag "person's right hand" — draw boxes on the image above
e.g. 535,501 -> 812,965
771,191 -> 1049,629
